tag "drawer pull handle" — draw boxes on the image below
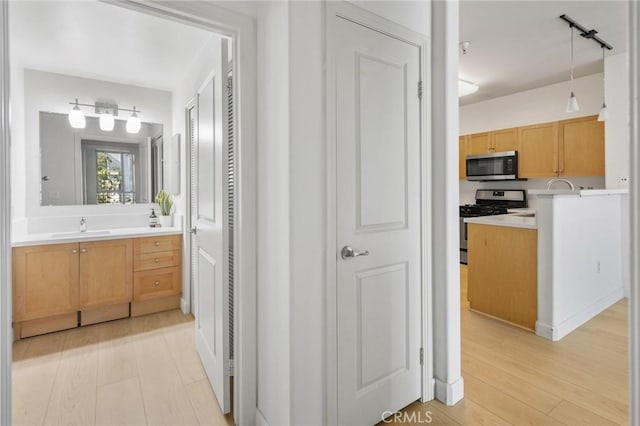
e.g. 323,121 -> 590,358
81,248 -> 88,253
72,249 -> 78,254
154,242 -> 160,247
154,281 -> 160,286
154,258 -> 160,263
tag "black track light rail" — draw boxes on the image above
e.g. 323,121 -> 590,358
560,14 -> 613,50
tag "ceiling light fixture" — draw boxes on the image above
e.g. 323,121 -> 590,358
558,15 -> 613,115
68,100 -> 143,133
566,25 -> 579,113
598,46 -> 608,122
459,79 -> 479,97
68,99 -> 86,129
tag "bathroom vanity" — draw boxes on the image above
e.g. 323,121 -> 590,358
12,229 -> 182,339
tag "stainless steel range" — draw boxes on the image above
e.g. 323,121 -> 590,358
459,189 -> 527,264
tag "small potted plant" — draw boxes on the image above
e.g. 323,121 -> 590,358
156,190 -> 174,227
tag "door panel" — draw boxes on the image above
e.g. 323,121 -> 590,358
467,132 -> 491,155
491,128 -> 518,152
335,16 -> 422,426
559,115 -> 604,176
193,50 -> 230,414
518,122 -> 559,178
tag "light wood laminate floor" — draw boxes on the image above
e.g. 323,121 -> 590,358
383,264 -> 629,425
12,309 -> 234,426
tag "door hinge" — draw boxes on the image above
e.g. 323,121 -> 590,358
418,81 -> 423,100
420,347 -> 424,365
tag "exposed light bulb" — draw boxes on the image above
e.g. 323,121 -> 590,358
566,92 -> 580,113
126,108 -> 141,134
99,113 -> 115,131
598,103 -> 608,121
68,99 -> 86,129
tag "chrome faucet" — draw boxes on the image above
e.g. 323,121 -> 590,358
80,217 -> 87,232
546,177 -> 575,191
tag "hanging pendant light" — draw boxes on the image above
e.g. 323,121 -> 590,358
68,98 -> 86,129
566,25 -> 580,113
126,106 -> 141,133
598,46 -> 608,121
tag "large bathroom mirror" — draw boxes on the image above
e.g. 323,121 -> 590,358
39,112 -> 163,206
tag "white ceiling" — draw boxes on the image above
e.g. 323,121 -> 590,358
9,1 -> 214,91
459,0 -> 628,105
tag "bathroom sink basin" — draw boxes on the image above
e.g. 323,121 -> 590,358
51,230 -> 111,238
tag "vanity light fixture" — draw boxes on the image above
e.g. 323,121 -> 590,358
68,99 -> 86,129
68,100 -> 143,133
126,107 -> 142,134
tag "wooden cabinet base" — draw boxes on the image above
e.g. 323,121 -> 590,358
131,295 -> 181,317
15,312 -> 78,339
81,303 -> 130,326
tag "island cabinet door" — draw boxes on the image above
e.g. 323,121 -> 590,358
13,243 -> 80,321
79,239 -> 133,309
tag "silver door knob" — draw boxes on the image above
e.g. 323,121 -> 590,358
341,246 -> 370,260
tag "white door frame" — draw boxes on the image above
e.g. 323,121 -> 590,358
324,3 -> 432,424
0,1 -> 258,425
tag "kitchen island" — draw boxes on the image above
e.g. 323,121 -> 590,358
465,189 -> 627,340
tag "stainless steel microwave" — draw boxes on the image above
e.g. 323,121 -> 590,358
466,151 -> 518,181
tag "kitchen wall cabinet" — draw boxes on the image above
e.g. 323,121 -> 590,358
558,116 -> 605,177
466,128 -> 518,156
518,122 -> 559,178
459,135 -> 467,180
13,234 -> 182,339
461,115 -> 604,179
467,223 -> 538,330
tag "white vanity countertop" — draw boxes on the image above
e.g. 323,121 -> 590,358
464,213 -> 537,230
12,226 -> 183,247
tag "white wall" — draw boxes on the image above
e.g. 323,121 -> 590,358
604,52 -> 630,189
255,2 -> 291,425
17,69 -> 172,221
535,193 -> 625,340
460,73 -> 603,134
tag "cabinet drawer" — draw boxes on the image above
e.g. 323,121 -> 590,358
134,235 -> 181,254
133,267 -> 181,302
134,250 -> 181,271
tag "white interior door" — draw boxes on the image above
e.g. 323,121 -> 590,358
335,17 -> 422,426
193,70 -> 231,413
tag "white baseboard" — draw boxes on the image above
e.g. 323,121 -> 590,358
434,376 -> 464,405
180,297 -> 189,315
536,287 -> 624,341
256,408 -> 270,426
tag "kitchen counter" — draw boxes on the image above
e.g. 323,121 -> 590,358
464,213 -> 537,230
528,188 -> 628,197
12,226 -> 183,247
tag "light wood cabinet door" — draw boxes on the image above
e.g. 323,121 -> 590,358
491,128 -> 518,153
466,132 -> 491,155
133,266 -> 181,302
79,239 -> 133,309
13,243 -> 80,321
558,115 -> 605,177
467,224 -> 538,330
518,122 -> 559,178
459,135 -> 467,180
